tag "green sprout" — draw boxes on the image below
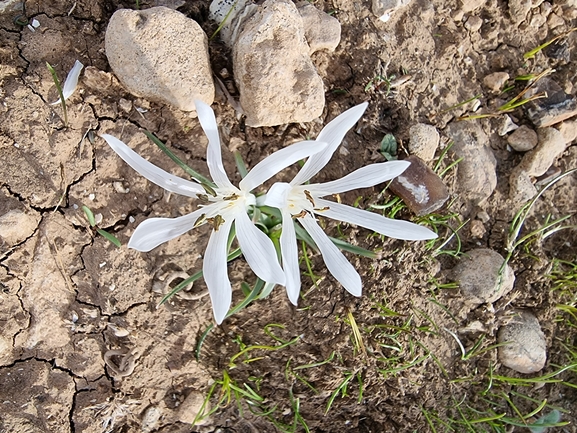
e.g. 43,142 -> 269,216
81,205 -> 121,247
46,62 -> 68,126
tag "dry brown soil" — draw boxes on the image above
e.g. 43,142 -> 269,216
1,0 -> 576,432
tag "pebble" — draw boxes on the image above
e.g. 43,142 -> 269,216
509,166 -> 537,203
389,155 -> 450,216
469,219 -> 486,238
557,119 -> 577,144
526,78 -> 577,127
498,310 -> 547,374
371,0 -> 412,19
519,127 -> 566,177
483,71 -> 509,93
508,0 -> 532,22
297,3 -> 341,54
460,0 -> 484,13
105,7 -> 215,111
408,123 -> 439,161
445,122 -> 497,205
233,0 -> 324,126
464,15 -> 483,32
177,391 -> 210,425
452,248 -> 515,305
507,125 -> 538,152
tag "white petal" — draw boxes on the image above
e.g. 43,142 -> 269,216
291,102 -> 368,185
194,100 -> 233,189
262,182 -> 291,209
128,207 -> 208,252
315,199 -> 438,240
235,210 -> 286,285
299,215 -> 362,297
240,140 -> 327,192
203,218 -> 234,324
101,134 -> 204,198
51,60 -> 83,104
280,209 -> 301,305
309,161 -> 410,196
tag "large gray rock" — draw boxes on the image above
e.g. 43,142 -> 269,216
105,7 -> 214,111
453,248 -> 515,305
233,0 -> 325,127
444,122 -> 497,205
498,310 -> 547,374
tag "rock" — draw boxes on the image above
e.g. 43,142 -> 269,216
105,7 -> 214,112
507,125 -> 538,151
177,391 -> 210,425
464,15 -> 483,32
445,122 -> 497,205
526,78 -> 577,127
483,72 -> 509,93
557,119 -> 577,144
498,115 -> 519,136
453,248 -> 515,305
408,123 -> 439,161
509,0 -> 532,22
233,0 -> 325,127
460,0 -> 484,12
389,155 -> 450,216
297,2 -> 341,54
519,127 -> 566,177
509,166 -> 537,203
547,12 -> 565,28
498,310 -> 547,374
372,0 -> 412,19
469,219 -> 486,238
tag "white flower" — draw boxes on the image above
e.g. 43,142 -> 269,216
51,60 -> 84,105
102,100 -> 327,324
263,102 -> 438,304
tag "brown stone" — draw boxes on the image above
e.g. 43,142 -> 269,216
389,155 -> 450,216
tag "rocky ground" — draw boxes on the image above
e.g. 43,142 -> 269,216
1,0 -> 576,432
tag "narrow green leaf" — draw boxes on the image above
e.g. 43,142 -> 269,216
329,236 -> 378,259
96,229 -> 121,247
46,62 -> 68,126
81,205 -> 96,227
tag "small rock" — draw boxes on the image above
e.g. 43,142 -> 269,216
469,219 -> 486,238
483,72 -> 509,93
389,155 -> 450,216
408,123 -> 439,161
544,40 -> 570,63
557,119 -> 577,144
177,391 -> 210,425
519,127 -> 566,177
509,0 -> 532,22
445,122 -> 497,205
498,115 -> 519,136
507,125 -> 538,152
464,15 -> 483,31
509,166 -> 537,203
547,12 -> 565,28
498,310 -> 547,374
82,66 -> 114,91
142,406 -> 162,433
460,0 -> 484,12
452,248 -> 515,305
476,211 -> 490,223
526,78 -> 577,127
118,98 -> 133,113
372,0 -> 412,19
105,7 -> 215,111
233,0 -> 324,126
297,3 -> 341,54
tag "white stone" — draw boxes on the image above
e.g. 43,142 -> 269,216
297,2 -> 341,54
233,0 -> 324,127
519,127 -> 566,177
105,7 -> 214,111
408,123 -> 439,161
372,0 -> 412,18
498,310 -> 547,374
557,119 -> 577,144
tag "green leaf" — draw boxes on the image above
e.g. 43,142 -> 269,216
96,229 -> 121,248
81,205 -> 96,227
46,62 -> 68,126
143,131 -> 217,194
329,236 -> 378,259
380,134 -> 398,161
